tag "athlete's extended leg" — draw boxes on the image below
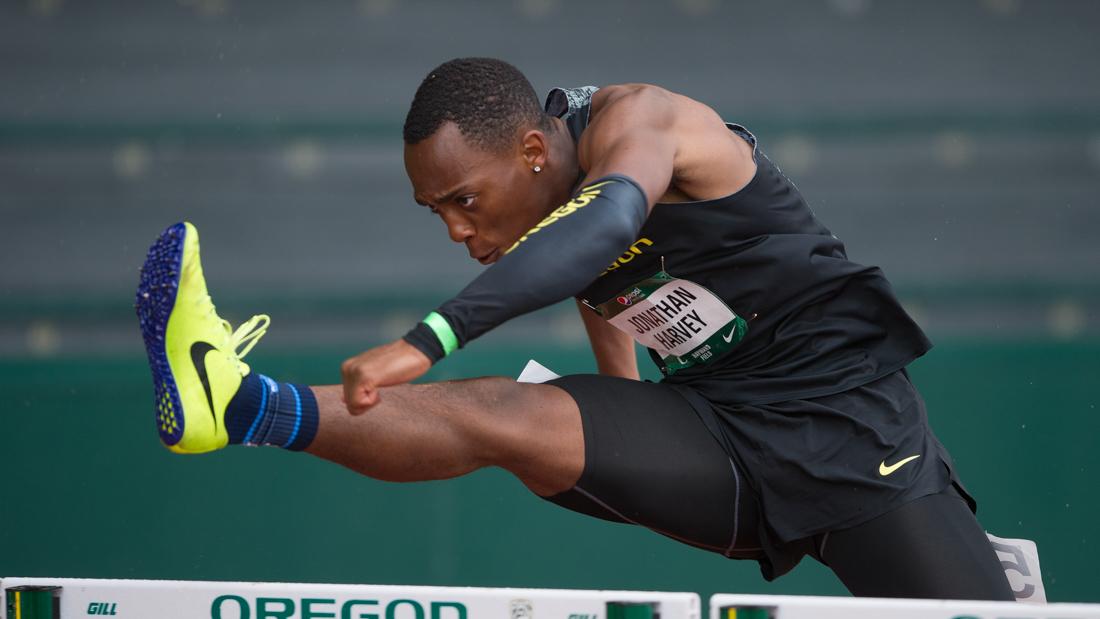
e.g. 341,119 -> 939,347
305,379 -> 584,496
136,221 -> 754,558
135,221 -> 583,495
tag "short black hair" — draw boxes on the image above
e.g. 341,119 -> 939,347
403,57 -> 548,151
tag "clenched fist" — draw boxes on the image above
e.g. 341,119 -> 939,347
341,339 -> 432,414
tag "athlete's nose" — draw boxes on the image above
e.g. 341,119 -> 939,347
442,211 -> 475,244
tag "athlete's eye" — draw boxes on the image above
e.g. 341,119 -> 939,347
456,195 -> 476,209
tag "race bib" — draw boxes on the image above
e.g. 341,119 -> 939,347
595,270 -> 747,374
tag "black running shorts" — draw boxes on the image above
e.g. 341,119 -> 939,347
544,370 -> 981,582
544,374 -> 764,559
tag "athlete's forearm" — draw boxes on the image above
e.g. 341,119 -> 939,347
404,174 -> 648,363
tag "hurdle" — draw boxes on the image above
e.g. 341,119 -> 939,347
2,578 -> 699,619
710,594 -> 1100,619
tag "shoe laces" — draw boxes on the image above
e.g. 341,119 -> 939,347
228,314 -> 270,359
203,294 -> 270,363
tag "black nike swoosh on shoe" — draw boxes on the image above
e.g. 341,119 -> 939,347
190,341 -> 218,425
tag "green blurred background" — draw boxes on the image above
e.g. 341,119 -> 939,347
2,0 -> 1098,606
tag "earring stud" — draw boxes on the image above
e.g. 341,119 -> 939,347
533,165 -> 542,173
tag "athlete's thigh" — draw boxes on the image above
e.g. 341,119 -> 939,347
544,374 -> 760,557
821,487 -> 1014,600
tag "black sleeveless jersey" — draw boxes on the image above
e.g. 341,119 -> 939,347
546,86 -> 933,406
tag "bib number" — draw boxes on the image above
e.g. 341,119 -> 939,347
595,271 -> 747,374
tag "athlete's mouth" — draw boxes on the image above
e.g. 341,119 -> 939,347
476,248 -> 500,265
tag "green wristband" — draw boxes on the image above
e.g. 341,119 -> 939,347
423,311 -> 459,356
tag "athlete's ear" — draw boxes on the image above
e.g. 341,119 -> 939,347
520,129 -> 549,172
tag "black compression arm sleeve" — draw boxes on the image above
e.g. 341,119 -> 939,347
403,174 -> 649,363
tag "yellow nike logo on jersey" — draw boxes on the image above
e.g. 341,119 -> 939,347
879,454 -> 921,476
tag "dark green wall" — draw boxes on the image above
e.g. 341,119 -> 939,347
2,340 -> 1097,603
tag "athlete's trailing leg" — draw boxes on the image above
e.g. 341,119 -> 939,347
136,222 -> 584,495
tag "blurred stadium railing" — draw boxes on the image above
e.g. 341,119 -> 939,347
2,0 -> 1097,356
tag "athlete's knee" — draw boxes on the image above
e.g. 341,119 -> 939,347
479,379 -> 574,448
462,378 -> 583,485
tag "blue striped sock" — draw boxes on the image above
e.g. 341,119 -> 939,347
224,373 -> 319,451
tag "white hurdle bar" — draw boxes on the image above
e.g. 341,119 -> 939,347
1,577 -> 699,619
710,594 -> 1100,619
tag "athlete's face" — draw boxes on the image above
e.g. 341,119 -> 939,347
404,122 -> 568,265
